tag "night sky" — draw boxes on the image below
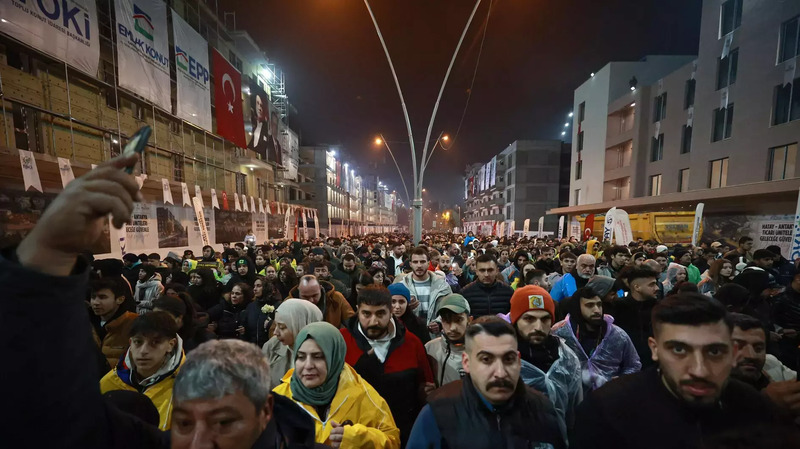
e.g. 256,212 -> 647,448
228,0 -> 702,205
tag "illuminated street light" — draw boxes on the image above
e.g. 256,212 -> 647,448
374,137 -> 383,145
561,131 -> 566,136
442,135 -> 450,142
568,112 -> 573,117
564,123 -> 569,127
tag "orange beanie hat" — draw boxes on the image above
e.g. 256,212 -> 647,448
509,285 -> 556,324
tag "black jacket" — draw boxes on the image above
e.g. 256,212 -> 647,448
427,376 -> 564,449
606,295 -> 656,369
243,295 -> 282,348
207,299 -> 249,339
572,368 -> 780,449
0,247 -> 327,449
461,280 -> 514,317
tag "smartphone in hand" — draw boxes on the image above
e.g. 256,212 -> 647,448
121,126 -> 152,174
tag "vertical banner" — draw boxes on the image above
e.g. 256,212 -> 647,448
570,218 -> 581,239
194,185 -> 204,208
537,216 -> 544,238
234,193 -> 241,211
180,182 -> 191,206
19,150 -> 43,192
222,191 -> 229,210
301,209 -> 308,240
211,49 -> 247,147
57,157 -> 75,188
211,189 -> 219,209
161,179 -> 173,204
114,0 -> 170,110
602,208 -> 617,242
259,198 -> 265,214
328,215 -> 332,238
584,214 -> 595,241
241,194 -> 249,212
284,206 -> 292,241
245,79 -> 274,160
509,221 -> 516,238
613,209 -> 634,245
691,203 -> 705,247
523,218 -> 531,235
250,196 -> 256,213
498,222 -> 505,238
171,9 -> 211,130
557,216 -> 565,239
0,0 -> 100,76
192,197 -> 210,246
282,128 -> 300,180
314,210 -> 321,238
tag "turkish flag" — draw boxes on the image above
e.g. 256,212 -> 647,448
584,214 -> 595,241
221,191 -> 229,210
212,49 -> 247,148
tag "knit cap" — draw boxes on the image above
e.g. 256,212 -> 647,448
509,285 -> 555,324
388,283 -> 411,303
586,275 -> 615,298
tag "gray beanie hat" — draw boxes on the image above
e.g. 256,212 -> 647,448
586,275 -> 616,298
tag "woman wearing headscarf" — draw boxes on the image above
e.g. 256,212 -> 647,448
662,262 -> 688,293
186,268 -> 219,312
388,283 -> 430,344
242,276 -> 284,347
272,322 -> 401,449
230,256 -> 257,287
262,299 -> 324,388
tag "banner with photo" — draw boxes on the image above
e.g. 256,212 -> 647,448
282,127 -> 299,180
702,214 -> 794,257
252,210 -> 267,244
0,188 -> 110,254
245,79 -> 284,163
156,204 -> 189,248
125,202 -> 158,251
0,0 -> 100,76
172,9 -> 211,130
267,202 -> 285,239
114,0 -> 171,110
214,209 -> 252,243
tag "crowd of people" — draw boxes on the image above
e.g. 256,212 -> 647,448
3,153 -> 800,448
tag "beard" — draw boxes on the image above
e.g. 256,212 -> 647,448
365,324 -> 389,339
577,272 -> 592,280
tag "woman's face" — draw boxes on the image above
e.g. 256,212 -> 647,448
274,320 -> 294,347
522,263 -> 536,277
255,255 -> 266,266
231,286 -> 244,305
182,260 -> 191,272
373,272 -> 384,285
279,271 -> 287,283
391,295 -> 407,318
296,265 -> 305,277
190,273 -> 202,286
720,263 -> 733,278
675,269 -> 687,283
295,339 -> 327,389
139,269 -> 148,281
266,267 -> 277,280
253,280 -> 263,298
237,264 -> 248,276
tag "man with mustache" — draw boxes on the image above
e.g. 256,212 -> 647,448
510,285 -> 583,442
341,285 -> 434,446
552,287 -> 641,393
573,294 -> 783,449
408,317 -> 565,449
729,313 -> 800,418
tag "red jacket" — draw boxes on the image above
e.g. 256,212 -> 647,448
341,316 -> 433,444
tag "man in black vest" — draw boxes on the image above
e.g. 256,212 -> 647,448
407,316 -> 564,449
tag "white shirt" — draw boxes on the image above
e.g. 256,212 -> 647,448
358,320 -> 396,363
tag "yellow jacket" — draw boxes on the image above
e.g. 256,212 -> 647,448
99,353 -> 184,430
273,364 -> 400,449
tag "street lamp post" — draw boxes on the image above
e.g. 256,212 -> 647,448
363,0 -> 483,243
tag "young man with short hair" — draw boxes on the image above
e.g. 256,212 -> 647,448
341,285 -> 433,446
725,235 -> 754,265
573,294 -> 783,449
100,311 -> 185,430
596,246 -> 629,280
425,294 -> 472,387
393,247 -> 453,327
461,254 -> 514,317
90,278 -> 138,369
608,267 -> 660,368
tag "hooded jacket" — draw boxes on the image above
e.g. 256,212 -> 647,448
425,335 -> 466,387
134,275 -> 163,315
519,336 -> 583,442
552,314 -> 641,392
287,280 -> 354,328
393,271 -> 453,324
99,337 -> 185,430
607,294 -> 657,369
460,280 -> 514,317
551,273 -> 581,302
341,316 -> 433,445
273,364 -> 401,449
331,262 -> 362,297
90,307 -> 139,369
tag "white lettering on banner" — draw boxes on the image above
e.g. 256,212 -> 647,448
790,188 -> 800,261
57,157 -> 74,188
0,0 -> 100,76
603,207 -> 616,242
171,9 -> 211,130
557,216 -> 565,239
192,197 -> 210,246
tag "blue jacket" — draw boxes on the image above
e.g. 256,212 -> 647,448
550,273 -> 578,302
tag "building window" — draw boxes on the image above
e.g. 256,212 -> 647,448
235,173 -> 247,195
684,79 -> 696,109
653,93 -> 667,122
577,131 -> 585,152
720,0 -> 742,36
681,125 -> 693,154
679,168 -> 690,192
506,205 -> 512,218
769,143 -> 798,180
650,174 -> 662,196
507,171 -> 514,184
651,134 -> 664,162
780,16 -> 800,63
173,153 -> 184,182
574,189 -> 582,205
578,102 -> 586,121
709,158 -> 729,188
716,48 -> 739,90
712,104 -> 734,142
773,78 -> 800,125
575,160 -> 582,180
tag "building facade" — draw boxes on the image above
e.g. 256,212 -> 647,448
554,0 -> 800,248
464,140 -> 569,236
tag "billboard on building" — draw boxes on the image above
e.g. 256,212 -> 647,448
490,157 -> 497,187
282,127 -> 299,180
484,162 -> 491,190
477,166 -> 485,192
0,0 -> 100,76
114,0 -> 171,111
245,80 -> 281,162
172,10 -> 211,131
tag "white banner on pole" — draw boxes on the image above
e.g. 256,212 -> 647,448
114,0 -> 170,110
250,196 -> 256,214
18,150 -> 42,192
57,157 -> 75,188
171,9 -> 211,130
558,216 -> 565,239
498,221 -> 505,238
523,218 -> 531,235
509,221 -> 516,238
302,209 -> 308,240
192,197 -> 210,246
0,0 -> 100,76
692,203 -> 705,247
194,185 -> 204,208
789,189 -> 800,261
210,189 -> 219,209
161,178 -> 173,204
234,193 -> 241,211
180,182 -> 191,206
135,174 -> 147,190
314,210 -> 321,238
259,198 -> 265,214
602,207 -> 617,242
613,209 -> 634,245
570,218 -> 581,239
537,217 -> 544,238
242,194 -> 249,212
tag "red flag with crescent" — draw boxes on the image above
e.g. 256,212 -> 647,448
212,49 -> 246,148
221,191 -> 229,210
584,214 -> 595,241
